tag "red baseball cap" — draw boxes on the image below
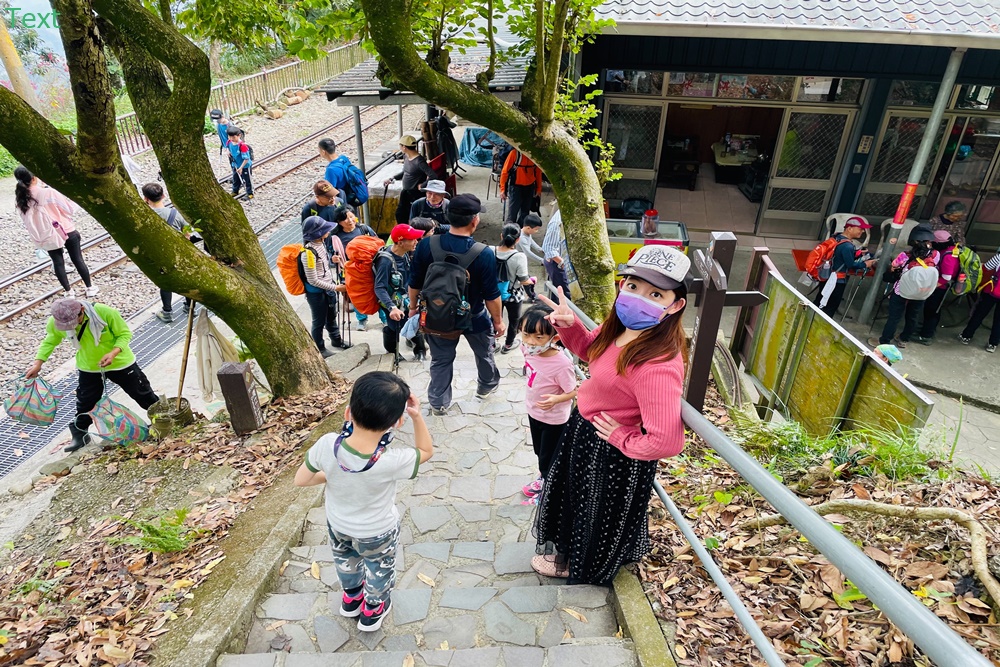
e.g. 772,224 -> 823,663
391,224 -> 424,242
844,216 -> 872,229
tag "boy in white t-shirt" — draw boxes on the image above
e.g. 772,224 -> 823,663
295,372 -> 433,631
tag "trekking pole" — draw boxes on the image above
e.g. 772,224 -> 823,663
378,182 -> 389,230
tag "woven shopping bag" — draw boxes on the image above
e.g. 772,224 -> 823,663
4,376 -> 63,426
82,394 -> 149,445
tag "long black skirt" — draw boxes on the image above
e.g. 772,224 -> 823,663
533,409 -> 657,586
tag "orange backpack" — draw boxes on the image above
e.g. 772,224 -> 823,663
277,244 -> 307,295
804,237 -> 852,280
344,236 -> 385,315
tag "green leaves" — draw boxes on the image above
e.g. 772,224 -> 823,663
713,490 -> 734,505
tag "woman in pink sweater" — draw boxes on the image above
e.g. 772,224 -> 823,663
532,245 -> 690,585
14,167 -> 98,298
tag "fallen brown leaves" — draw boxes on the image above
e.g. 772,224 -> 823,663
642,388 -> 1000,667
0,381 -> 347,666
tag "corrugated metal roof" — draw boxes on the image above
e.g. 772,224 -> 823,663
598,0 -> 1000,48
316,47 -> 527,101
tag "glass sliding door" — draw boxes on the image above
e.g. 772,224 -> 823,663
601,99 -> 667,208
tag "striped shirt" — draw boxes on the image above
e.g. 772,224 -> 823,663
541,210 -> 563,261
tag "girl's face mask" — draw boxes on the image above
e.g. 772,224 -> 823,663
614,291 -> 672,331
523,336 -> 556,356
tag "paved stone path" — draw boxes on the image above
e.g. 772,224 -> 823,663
219,329 -> 637,667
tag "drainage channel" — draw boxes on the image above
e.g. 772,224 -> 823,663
0,222 -> 303,481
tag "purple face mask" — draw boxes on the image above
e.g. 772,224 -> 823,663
614,291 -> 671,331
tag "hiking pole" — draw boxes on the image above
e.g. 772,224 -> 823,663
378,182 -> 389,230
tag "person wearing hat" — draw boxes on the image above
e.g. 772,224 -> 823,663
914,229 -> 960,345
500,149 -> 543,226
384,134 -> 438,226
873,227 -> 940,349
302,216 -> 351,358
25,298 -> 159,453
376,224 -> 427,361
407,194 -> 504,414
814,216 -> 876,317
408,179 -> 450,227
874,344 -> 902,366
531,245 -> 690,585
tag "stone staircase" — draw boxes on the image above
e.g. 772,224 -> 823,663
218,332 -> 637,667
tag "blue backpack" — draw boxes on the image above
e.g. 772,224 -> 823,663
331,157 -> 369,207
495,250 -> 523,303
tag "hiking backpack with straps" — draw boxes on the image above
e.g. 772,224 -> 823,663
950,245 -> 983,296
330,156 -> 370,207
277,244 -> 309,296
419,236 -> 486,338
897,258 -> 939,301
344,236 -> 386,316
495,250 -> 523,303
804,237 -> 854,282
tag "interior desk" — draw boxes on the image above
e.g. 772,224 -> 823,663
712,143 -> 757,185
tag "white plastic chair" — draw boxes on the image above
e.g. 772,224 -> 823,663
825,213 -> 871,248
875,218 -> 921,258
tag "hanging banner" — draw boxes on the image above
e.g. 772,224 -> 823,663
892,182 -> 919,226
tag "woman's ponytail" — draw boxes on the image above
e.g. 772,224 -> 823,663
14,166 -> 35,215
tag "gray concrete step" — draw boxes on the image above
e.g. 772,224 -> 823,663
221,638 -> 637,666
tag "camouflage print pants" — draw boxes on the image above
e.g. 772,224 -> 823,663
327,523 -> 399,607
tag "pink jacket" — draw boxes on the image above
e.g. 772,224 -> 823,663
17,183 -> 79,251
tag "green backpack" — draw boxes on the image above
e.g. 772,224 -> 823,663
951,245 -> 983,296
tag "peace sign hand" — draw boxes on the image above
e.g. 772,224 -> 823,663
535,287 -> 575,328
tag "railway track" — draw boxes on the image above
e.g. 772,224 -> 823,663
0,105 -> 401,323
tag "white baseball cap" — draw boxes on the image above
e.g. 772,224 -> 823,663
424,180 -> 447,194
618,245 -> 691,291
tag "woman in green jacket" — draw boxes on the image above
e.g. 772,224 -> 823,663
25,298 -> 159,452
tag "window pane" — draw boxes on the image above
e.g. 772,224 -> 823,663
797,77 -> 865,104
869,116 -> 948,183
718,75 -> 748,99
604,70 -> 664,96
606,104 -> 662,170
745,75 -> 796,101
775,112 -> 847,179
889,80 -> 940,107
667,72 -> 716,97
955,85 -> 1000,112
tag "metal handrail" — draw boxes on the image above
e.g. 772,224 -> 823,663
546,283 -> 991,667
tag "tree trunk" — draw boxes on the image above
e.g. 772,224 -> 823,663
0,16 -> 43,112
208,40 -> 222,77
360,0 -> 616,319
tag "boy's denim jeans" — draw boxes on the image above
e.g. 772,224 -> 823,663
327,523 -> 399,607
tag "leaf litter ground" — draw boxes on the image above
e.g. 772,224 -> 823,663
641,384 -> 1000,667
0,380 -> 347,666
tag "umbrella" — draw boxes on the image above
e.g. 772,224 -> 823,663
195,309 -> 240,400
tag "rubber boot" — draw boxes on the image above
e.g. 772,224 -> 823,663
66,422 -> 91,453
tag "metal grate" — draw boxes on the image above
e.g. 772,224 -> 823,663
603,177 -> 655,203
859,192 -> 927,220
0,221 -> 303,481
869,116 -> 947,184
775,112 -> 847,180
767,187 -> 826,213
606,104 -> 662,170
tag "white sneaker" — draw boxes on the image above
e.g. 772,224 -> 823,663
63,289 -> 76,299
85,285 -> 100,298
355,321 -> 367,332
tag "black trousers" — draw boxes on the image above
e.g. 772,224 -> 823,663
304,290 -> 343,351
961,293 -> 1000,346
502,300 -> 521,347
48,231 -> 92,292
529,415 -> 567,479
814,280 -> 847,318
506,184 -> 535,226
381,308 -> 426,354
880,292 -> 922,344
160,289 -> 193,313
395,188 -> 421,225
919,286 -> 949,338
74,364 -> 158,430
544,260 -> 570,303
232,166 -> 253,196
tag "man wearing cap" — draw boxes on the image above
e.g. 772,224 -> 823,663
409,179 -> 450,227
408,194 -> 504,415
815,216 -> 876,317
385,135 -> 438,226
25,299 -> 159,452
500,149 -> 543,226
376,224 -> 427,361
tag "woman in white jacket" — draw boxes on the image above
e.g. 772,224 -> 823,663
14,166 -> 98,298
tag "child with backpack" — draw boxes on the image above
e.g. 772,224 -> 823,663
294,371 -> 433,632
958,251 -> 1000,353
495,223 -> 536,354
226,126 -> 253,199
804,217 -> 875,317
518,305 -> 577,506
301,217 -> 351,357
874,228 -> 940,348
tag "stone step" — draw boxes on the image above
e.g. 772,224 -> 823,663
248,584 -> 619,657
223,638 -> 637,667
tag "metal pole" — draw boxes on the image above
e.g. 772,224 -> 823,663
397,105 -> 404,140
858,48 -> 965,324
680,400 -> 992,667
653,484 -> 786,667
352,104 -> 370,223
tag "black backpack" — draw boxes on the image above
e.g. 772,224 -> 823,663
418,236 -> 486,338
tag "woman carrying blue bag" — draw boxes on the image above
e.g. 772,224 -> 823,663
25,298 -> 159,452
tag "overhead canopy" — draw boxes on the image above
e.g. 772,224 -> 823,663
317,47 -> 528,107
597,0 -> 1000,50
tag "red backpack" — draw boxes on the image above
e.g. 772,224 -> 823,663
805,237 -> 853,280
344,236 -> 386,315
